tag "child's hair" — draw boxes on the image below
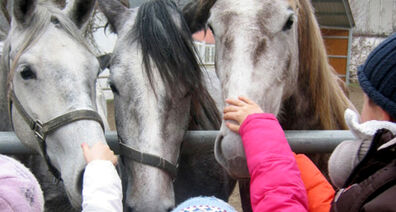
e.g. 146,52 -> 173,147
358,33 -> 396,121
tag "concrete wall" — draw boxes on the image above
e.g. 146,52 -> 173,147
347,0 -> 395,83
350,0 -> 396,36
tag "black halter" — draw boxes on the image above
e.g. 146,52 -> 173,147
119,139 -> 179,180
8,89 -> 104,180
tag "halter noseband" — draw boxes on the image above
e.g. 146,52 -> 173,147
8,89 -> 104,180
119,139 -> 179,180
5,16 -> 106,180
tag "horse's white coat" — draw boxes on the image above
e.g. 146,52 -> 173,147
107,9 -> 178,211
208,0 -> 299,178
3,1 -> 107,208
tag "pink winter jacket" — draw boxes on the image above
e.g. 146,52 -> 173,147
239,113 -> 309,212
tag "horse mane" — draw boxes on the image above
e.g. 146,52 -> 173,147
296,0 -> 350,130
131,0 -> 220,129
176,0 -> 217,33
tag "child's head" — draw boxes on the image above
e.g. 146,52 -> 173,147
0,155 -> 44,212
358,33 -> 396,123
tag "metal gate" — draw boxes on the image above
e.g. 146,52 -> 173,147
0,131 -> 354,155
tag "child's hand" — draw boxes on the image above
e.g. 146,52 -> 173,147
223,96 -> 263,133
81,142 -> 118,165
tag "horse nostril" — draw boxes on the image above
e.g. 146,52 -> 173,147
217,134 -> 224,143
167,207 -> 173,212
77,168 -> 85,193
215,134 -> 224,154
127,206 -> 134,212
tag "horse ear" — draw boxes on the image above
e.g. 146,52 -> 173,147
65,0 -> 96,29
97,0 -> 129,34
13,0 -> 37,26
175,0 -> 216,33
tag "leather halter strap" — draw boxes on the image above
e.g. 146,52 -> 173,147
119,142 -> 178,180
9,89 -> 104,179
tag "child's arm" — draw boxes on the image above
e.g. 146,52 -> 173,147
224,97 -> 308,212
81,142 -> 122,212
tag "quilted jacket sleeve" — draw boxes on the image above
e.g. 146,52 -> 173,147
239,113 -> 308,212
295,154 -> 335,212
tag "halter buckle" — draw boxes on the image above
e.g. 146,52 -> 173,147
33,120 -> 45,141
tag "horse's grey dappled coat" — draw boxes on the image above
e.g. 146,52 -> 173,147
1,0 -> 109,210
98,0 -> 235,211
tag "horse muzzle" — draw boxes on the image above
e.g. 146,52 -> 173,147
214,126 -> 250,179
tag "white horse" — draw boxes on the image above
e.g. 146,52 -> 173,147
98,0 -> 235,211
178,0 -> 352,178
177,0 -> 353,210
0,0 -> 110,209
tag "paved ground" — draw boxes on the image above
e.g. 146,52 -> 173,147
106,85 -> 364,211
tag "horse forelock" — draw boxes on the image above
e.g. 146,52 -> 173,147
130,0 -> 198,93
130,0 -> 220,129
295,0 -> 349,130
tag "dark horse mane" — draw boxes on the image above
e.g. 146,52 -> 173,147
131,0 -> 220,129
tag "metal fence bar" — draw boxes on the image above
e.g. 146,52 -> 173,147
0,131 -> 354,155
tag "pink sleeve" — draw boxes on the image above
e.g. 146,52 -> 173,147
239,113 -> 308,212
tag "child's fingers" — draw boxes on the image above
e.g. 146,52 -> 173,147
81,143 -> 89,152
226,98 -> 244,106
223,112 -> 238,121
226,122 -> 240,133
81,143 -> 90,162
223,105 -> 239,113
239,96 -> 254,105
111,156 -> 118,166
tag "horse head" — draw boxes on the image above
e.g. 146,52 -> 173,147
180,0 -> 350,179
179,0 -> 298,179
98,0 -> 212,210
2,0 -> 107,208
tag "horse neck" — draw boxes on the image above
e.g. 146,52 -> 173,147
0,81 -> 11,131
279,0 -> 350,131
280,88 -> 323,130
0,43 -> 12,131
279,56 -> 349,131
188,91 -> 221,131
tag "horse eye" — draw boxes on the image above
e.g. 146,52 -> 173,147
20,66 -> 36,80
282,15 -> 294,31
51,16 -> 60,26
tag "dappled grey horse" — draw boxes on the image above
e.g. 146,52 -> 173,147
177,0 -> 353,210
179,0 -> 352,179
0,0 -> 110,210
98,0 -> 235,211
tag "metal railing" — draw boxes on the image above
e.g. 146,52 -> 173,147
0,131 -> 354,155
